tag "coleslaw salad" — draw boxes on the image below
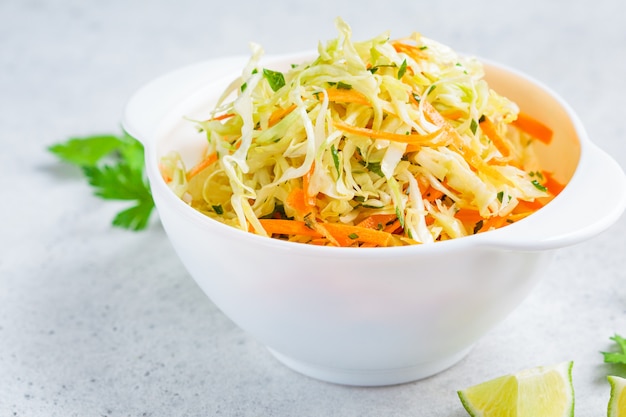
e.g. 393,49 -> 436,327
159,18 -> 560,247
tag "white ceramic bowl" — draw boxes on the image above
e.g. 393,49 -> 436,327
123,53 -> 626,386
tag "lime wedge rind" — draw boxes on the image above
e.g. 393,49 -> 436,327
608,375 -> 626,417
457,361 -> 574,417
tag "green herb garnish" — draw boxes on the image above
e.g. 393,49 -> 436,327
602,334 -> 626,366
48,133 -> 154,230
337,81 -> 352,90
330,144 -> 341,175
531,179 -> 547,192
470,119 -> 478,135
397,59 -> 407,79
263,68 -> 286,91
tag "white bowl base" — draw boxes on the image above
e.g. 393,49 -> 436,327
267,346 -> 473,386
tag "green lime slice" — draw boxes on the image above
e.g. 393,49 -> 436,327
457,361 -> 574,417
608,375 -> 626,417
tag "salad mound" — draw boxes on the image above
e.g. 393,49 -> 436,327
160,18 -> 562,247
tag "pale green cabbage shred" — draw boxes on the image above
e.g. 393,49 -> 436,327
161,18 -> 548,246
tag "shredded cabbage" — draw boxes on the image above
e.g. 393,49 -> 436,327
162,17 -> 558,247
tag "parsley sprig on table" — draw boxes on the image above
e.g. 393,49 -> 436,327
48,133 -> 155,230
603,334 -> 626,367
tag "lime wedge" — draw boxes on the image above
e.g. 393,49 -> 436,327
608,375 -> 626,417
457,361 -> 574,417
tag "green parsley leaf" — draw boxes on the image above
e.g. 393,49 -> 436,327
112,200 -> 154,231
397,59 -> 407,79
531,179 -> 547,192
48,132 -> 155,231
336,81 -> 352,90
602,334 -> 626,366
360,160 -> 384,177
48,135 -> 124,167
497,191 -> 504,203
263,68 -> 286,92
470,119 -> 478,135
348,233 -> 359,240
330,144 -> 341,175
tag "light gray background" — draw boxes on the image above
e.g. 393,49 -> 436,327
1,0 -> 625,416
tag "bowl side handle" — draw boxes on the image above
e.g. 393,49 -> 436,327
481,143 -> 626,251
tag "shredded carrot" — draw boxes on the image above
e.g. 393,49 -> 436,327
479,117 -> 511,157
512,112 -> 553,144
259,219 -> 319,237
514,199 -> 545,212
186,153 -> 218,181
541,171 -> 565,196
324,222 -> 393,247
258,219 -> 394,247
268,104 -> 297,127
356,213 -> 398,230
480,216 -> 509,232
439,109 -> 466,120
383,219 -> 403,234
323,87 -> 370,106
423,185 -> 445,203
210,113 -> 236,121
454,208 -> 484,224
391,40 -> 428,63
286,187 -> 313,218
420,100 -> 448,126
405,143 -> 421,153
333,120 -> 441,144
302,163 -> 317,207
160,171 -> 172,184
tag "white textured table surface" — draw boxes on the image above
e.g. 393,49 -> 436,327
2,0 -> 625,416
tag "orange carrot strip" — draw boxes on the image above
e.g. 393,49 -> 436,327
423,186 -> 445,203
391,40 -> 428,62
454,208 -> 484,224
259,219 -> 320,237
186,153 -> 218,181
512,112 -> 553,144
258,219 -> 394,247
268,104 -> 297,127
421,100 -> 448,126
479,117 -> 511,157
439,109 -> 466,120
479,216 -> 508,232
356,213 -> 398,230
383,219 -> 403,234
210,113 -> 235,121
323,222 -> 393,247
541,171 -> 566,196
286,187 -> 313,218
405,143 -> 422,153
514,199 -> 545,212
333,120 -> 441,144
323,88 -> 370,106
302,163 -> 317,207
